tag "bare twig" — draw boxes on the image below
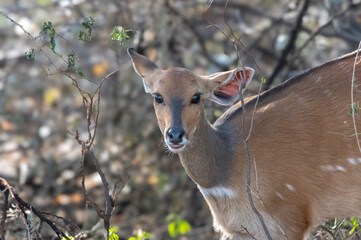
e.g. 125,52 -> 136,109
351,41 -> 361,153
264,0 -> 310,90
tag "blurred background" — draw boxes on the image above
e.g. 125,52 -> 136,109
0,0 -> 361,239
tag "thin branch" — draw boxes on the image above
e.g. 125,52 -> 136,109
351,41 -> 361,153
243,141 -> 272,239
80,151 -> 105,219
89,151 -> 112,239
290,2 -> 360,65
264,0 -> 310,90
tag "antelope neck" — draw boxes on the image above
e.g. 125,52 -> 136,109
178,110 -> 235,188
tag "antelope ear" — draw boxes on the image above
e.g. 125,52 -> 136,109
205,67 -> 254,106
127,48 -> 159,93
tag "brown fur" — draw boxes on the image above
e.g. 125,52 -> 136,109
129,48 -> 361,239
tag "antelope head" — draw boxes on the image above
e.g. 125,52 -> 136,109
128,48 -> 254,153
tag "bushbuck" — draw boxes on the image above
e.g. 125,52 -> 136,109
128,48 -> 361,240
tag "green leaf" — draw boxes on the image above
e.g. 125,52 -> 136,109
109,226 -> 120,240
67,53 -> 75,69
110,233 -> 119,240
128,229 -> 151,240
110,226 -> 119,233
343,219 -> 351,227
61,236 -> 73,240
350,224 -> 358,235
75,68 -> 83,77
79,17 -> 94,42
110,26 -> 131,45
42,21 -> 56,51
168,222 -> 177,238
261,77 -> 266,84
25,49 -> 35,61
178,220 -> 191,235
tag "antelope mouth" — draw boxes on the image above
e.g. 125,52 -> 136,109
167,143 -> 187,153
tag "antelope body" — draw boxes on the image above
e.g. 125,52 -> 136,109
128,48 -> 361,240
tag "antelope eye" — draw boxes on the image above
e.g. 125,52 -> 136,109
191,93 -> 201,104
154,93 -> 164,104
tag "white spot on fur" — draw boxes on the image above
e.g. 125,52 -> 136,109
324,89 -> 332,97
286,184 -> 295,191
348,157 -> 357,165
276,192 -> 284,200
321,165 -> 334,172
199,186 -> 236,198
316,76 -> 322,83
335,165 -> 346,172
323,89 -> 336,103
297,97 -> 309,109
358,158 -> 361,163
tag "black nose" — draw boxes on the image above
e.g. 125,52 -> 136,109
166,127 -> 185,144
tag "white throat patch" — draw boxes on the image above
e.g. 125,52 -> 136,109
198,186 -> 236,198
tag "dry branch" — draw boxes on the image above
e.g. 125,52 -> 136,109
264,0 -> 310,90
0,177 -> 83,239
